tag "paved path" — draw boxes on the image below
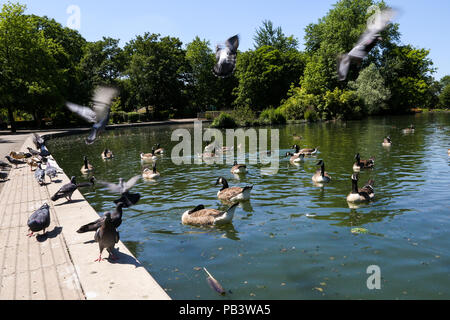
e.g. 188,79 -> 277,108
0,122 -> 200,299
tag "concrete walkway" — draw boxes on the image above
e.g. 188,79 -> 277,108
0,121 -> 195,299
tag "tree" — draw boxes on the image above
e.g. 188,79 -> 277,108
440,85 -> 450,109
253,20 -> 298,51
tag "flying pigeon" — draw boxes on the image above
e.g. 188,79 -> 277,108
27,203 -> 50,237
99,175 -> 141,208
65,86 -> 118,145
94,212 -> 120,262
51,176 -> 77,202
77,202 -> 124,234
213,35 -> 239,78
337,8 -> 396,81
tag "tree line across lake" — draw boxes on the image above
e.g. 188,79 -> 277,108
1,0 -> 449,132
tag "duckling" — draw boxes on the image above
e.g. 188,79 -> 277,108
346,173 -> 375,203
402,124 -> 415,134
216,177 -> 253,202
286,152 -> 305,163
153,144 -> 164,155
140,149 -> 157,162
382,136 -> 392,147
142,162 -> 160,180
181,203 -> 239,226
353,153 -> 375,171
80,156 -> 94,174
312,160 -> 331,183
101,149 -> 114,160
292,144 -> 318,156
231,161 -> 247,174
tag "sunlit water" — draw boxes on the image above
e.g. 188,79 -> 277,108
47,113 -> 450,300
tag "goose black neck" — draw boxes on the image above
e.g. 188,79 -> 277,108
321,164 -> 325,177
221,179 -> 229,190
351,178 -> 358,194
84,158 -> 88,169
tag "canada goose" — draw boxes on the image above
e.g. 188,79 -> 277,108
140,149 -> 157,162
181,203 -> 239,226
101,149 -> 114,160
153,144 -> 164,155
353,153 -> 375,171
293,134 -> 302,141
80,156 -> 94,174
402,124 -> 415,134
142,162 -> 160,179
286,152 -> 305,163
382,136 -> 392,147
346,173 -> 375,203
216,177 -> 253,202
231,161 -> 247,174
292,144 -> 318,156
312,160 -> 331,183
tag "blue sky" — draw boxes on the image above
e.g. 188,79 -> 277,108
2,0 -> 449,80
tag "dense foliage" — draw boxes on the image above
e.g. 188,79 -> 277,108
0,0 -> 447,131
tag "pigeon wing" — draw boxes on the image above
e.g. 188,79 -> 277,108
225,35 -> 239,53
66,102 -> 97,123
122,175 -> 141,193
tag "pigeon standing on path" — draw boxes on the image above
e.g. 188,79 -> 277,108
27,203 -> 50,237
34,164 -> 45,185
94,212 -> 120,262
337,8 -> 396,81
5,155 -> 25,169
45,162 -> 58,182
51,176 -> 78,202
65,86 -> 118,145
213,35 -> 240,78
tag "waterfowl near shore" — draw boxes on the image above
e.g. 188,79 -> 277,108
80,156 -> 94,174
142,162 -> 160,180
402,124 -> 415,134
182,203 -> 239,226
231,161 -> 247,174
353,153 -> 375,171
216,177 -> 253,202
101,149 -> 114,160
292,144 -> 318,155
382,136 -> 392,147
286,152 -> 305,164
153,144 -> 164,155
346,173 -> 375,203
140,149 -> 157,162
312,160 -> 331,183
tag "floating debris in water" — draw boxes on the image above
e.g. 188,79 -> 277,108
306,213 -> 317,218
351,227 -> 368,234
203,267 -> 225,296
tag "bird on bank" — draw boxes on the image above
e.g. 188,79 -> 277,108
39,145 -> 51,157
66,86 -> 118,145
382,136 -> 392,147
51,176 -> 78,202
181,203 -> 239,226
101,149 -> 114,160
77,202 -> 124,234
0,160 -> 12,169
286,152 -> 305,164
353,153 -> 375,171
231,161 -> 247,174
27,156 -> 41,171
338,8 -> 396,81
32,133 -> 45,149
45,162 -> 58,182
312,160 -> 332,183
346,173 -> 375,203
41,156 -> 63,173
27,203 -> 51,237
94,212 -> 120,262
292,145 -> 318,156
27,147 -> 40,157
10,151 -> 32,160
215,177 -> 253,202
402,124 -> 415,134
5,155 -> 25,169
142,162 -> 160,180
0,171 -> 8,181
213,34 -> 239,78
34,164 -> 46,185
80,156 -> 94,174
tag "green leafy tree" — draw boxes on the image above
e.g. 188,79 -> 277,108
254,20 -> 299,51
439,84 -> 450,109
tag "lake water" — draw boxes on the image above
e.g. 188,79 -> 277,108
47,113 -> 450,300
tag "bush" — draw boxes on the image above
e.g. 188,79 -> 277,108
322,88 -> 362,120
110,111 -> 127,124
127,112 -> 140,123
279,87 -> 319,120
210,112 -> 237,128
304,107 -> 319,122
231,105 -> 257,127
259,108 -> 286,125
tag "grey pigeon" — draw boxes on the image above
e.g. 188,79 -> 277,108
27,147 -> 40,157
0,171 -> 7,181
0,160 -> 12,169
65,86 -> 118,145
45,163 -> 58,182
213,35 -> 239,78
5,155 -> 25,168
94,212 -> 120,262
338,8 -> 396,81
34,164 -> 45,185
27,203 -> 50,237
99,175 -> 141,208
77,202 -> 124,234
39,145 -> 51,157
32,133 -> 45,149
113,191 -> 141,208
51,176 -> 77,202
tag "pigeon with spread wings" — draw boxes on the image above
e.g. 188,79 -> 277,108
338,8 -> 396,81
66,86 -> 118,145
213,35 -> 239,78
99,175 -> 141,208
